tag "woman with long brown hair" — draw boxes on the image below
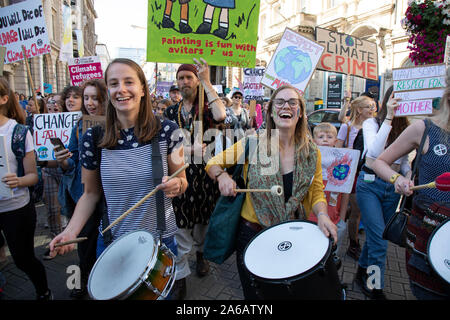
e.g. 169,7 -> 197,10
206,84 -> 337,299
50,59 -> 188,279
353,85 -> 410,300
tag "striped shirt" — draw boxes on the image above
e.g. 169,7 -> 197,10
80,120 -> 183,240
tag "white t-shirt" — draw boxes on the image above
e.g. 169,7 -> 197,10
0,119 -> 34,212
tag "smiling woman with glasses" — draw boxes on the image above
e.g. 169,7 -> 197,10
206,84 -> 338,299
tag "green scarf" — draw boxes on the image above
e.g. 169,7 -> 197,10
248,134 -> 318,227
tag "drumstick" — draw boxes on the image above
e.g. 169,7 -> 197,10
235,185 -> 283,196
410,172 -> 450,191
46,237 -> 88,249
101,163 -> 189,235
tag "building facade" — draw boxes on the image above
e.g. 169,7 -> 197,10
1,0 -> 98,97
252,0 -> 412,112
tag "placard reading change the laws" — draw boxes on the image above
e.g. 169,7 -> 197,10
0,0 -> 51,64
393,64 -> 446,117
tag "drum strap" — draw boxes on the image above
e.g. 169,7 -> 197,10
151,136 -> 166,241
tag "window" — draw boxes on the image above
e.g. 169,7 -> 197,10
308,112 -> 324,123
323,111 -> 339,122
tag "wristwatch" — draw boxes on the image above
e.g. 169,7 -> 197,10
389,173 -> 401,184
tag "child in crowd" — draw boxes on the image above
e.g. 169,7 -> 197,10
309,123 -> 347,268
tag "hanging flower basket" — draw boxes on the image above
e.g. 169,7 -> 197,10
401,0 -> 450,65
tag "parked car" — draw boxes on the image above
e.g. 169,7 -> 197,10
307,108 -> 342,132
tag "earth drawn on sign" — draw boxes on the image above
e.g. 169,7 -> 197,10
274,46 -> 312,84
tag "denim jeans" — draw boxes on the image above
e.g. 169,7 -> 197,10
356,169 -> 400,289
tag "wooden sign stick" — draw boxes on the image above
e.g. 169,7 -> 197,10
101,163 -> 189,235
198,83 -> 204,146
22,46 -> 39,114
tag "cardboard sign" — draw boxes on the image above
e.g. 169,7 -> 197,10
82,115 -> 106,135
0,0 -> 51,64
33,112 -> 82,161
155,81 -> 173,98
393,64 -> 446,116
318,146 -> 360,194
261,28 -> 324,95
249,100 -> 256,118
315,27 -> 378,80
68,56 -> 103,87
0,135 -> 13,199
147,0 -> 260,68
243,67 -> 264,101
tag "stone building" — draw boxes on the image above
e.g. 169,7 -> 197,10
252,0 -> 412,112
1,0 -> 98,97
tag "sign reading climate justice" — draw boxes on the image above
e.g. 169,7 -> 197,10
393,64 -> 446,117
147,0 -> 260,68
261,28 -> 324,94
33,112 -> 82,161
315,27 -> 378,81
68,56 -> 103,87
0,0 -> 51,64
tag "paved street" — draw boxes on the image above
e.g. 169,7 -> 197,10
0,202 -> 416,301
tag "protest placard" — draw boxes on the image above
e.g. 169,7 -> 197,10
82,115 -> 106,135
147,0 -> 260,68
0,46 -> 5,74
156,81 -> 173,98
315,27 -> 378,81
261,28 -> 324,94
318,146 -> 360,194
68,56 -> 103,87
243,67 -> 264,101
33,112 -> 82,161
0,0 -> 51,64
445,35 -> 450,67
393,63 -> 446,116
0,135 -> 13,199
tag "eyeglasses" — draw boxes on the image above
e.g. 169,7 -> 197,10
273,98 -> 301,108
233,96 -> 242,100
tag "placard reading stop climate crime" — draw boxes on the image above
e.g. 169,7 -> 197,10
261,28 -> 324,94
0,0 -> 51,64
68,56 -> 103,86
393,64 -> 446,116
33,112 -> 82,161
315,27 -> 378,81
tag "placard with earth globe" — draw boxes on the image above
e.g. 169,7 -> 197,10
261,28 -> 324,94
318,146 -> 361,194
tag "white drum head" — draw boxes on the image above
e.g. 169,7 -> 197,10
244,221 -> 330,280
428,220 -> 450,284
88,230 -> 157,300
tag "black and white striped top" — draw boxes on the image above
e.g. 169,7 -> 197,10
80,120 -> 183,240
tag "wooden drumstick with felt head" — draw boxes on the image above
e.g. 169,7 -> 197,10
235,185 -> 283,196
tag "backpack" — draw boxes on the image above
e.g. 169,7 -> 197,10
353,118 -> 382,172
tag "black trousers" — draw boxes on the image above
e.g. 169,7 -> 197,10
0,200 -> 49,296
235,220 -> 260,300
77,207 -> 101,286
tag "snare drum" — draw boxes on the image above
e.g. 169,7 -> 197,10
427,219 -> 450,285
243,220 -> 344,300
88,230 -> 176,300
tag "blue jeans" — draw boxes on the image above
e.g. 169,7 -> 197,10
356,170 -> 400,289
96,233 -> 178,258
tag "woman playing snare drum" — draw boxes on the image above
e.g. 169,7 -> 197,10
206,84 -> 337,299
49,59 -> 188,263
